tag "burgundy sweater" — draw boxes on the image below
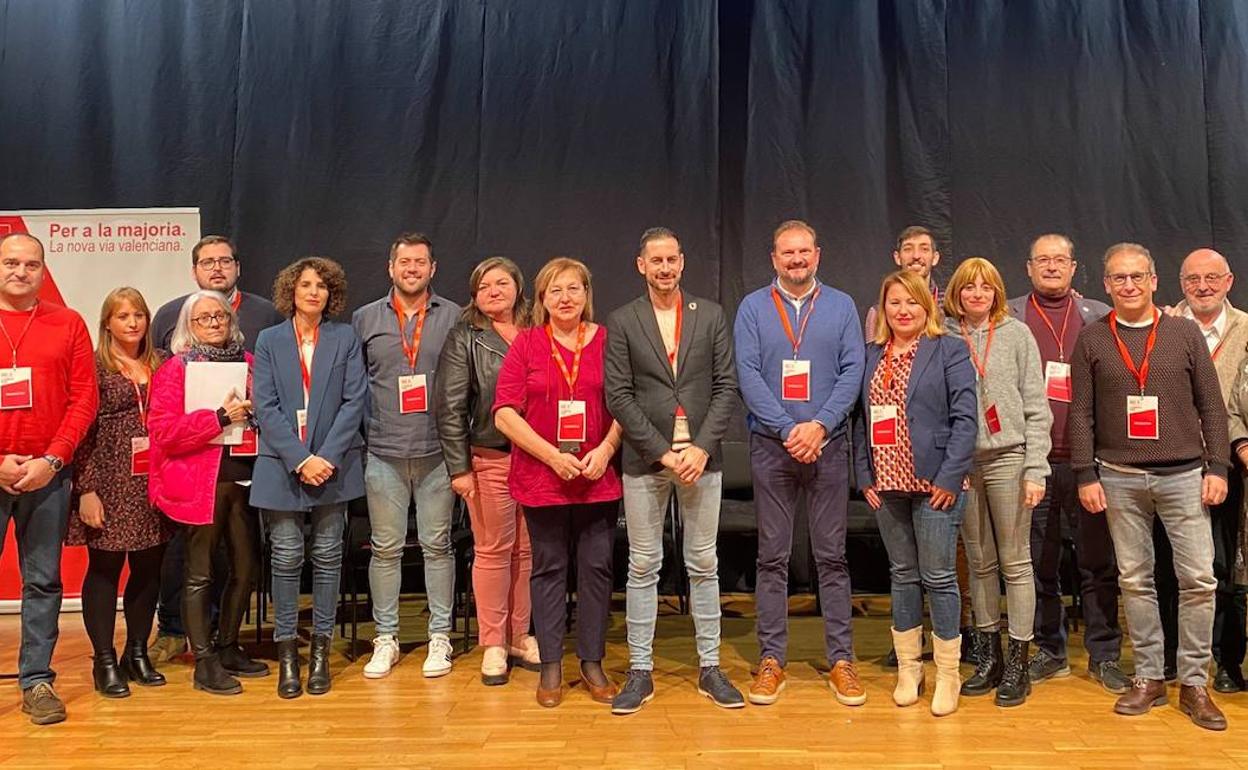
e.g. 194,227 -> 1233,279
1069,311 -> 1228,485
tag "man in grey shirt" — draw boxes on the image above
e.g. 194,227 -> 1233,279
352,232 -> 461,679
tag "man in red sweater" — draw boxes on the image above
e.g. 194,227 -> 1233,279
0,233 -> 98,725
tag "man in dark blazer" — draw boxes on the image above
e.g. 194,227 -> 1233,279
1006,232 -> 1127,695
604,227 -> 743,714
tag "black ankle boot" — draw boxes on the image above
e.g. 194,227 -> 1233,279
278,639 -> 302,699
218,643 -> 271,678
960,629 -> 1003,696
93,649 -> 131,698
995,638 -> 1031,707
960,626 -> 978,663
193,653 -> 242,695
120,639 -> 166,686
306,634 -> 332,695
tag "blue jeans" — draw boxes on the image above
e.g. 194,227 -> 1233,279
0,470 -> 70,689
875,491 -> 966,640
267,504 -> 346,641
364,453 -> 455,637
1100,466 -> 1215,686
623,470 -> 722,670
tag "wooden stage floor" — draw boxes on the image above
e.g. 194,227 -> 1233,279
1,594 -> 1246,769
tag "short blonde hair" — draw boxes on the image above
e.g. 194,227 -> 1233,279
944,257 -> 1008,324
532,257 -> 593,326
97,287 -> 162,372
873,270 -> 945,345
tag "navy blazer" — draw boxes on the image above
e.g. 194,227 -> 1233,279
852,334 -> 978,493
249,319 -> 367,512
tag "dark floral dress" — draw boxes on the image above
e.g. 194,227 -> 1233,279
68,354 -> 178,551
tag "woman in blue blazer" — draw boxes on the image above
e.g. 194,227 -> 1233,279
852,270 -> 977,717
251,257 -> 366,699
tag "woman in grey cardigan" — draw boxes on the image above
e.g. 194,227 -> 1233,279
944,257 -> 1052,708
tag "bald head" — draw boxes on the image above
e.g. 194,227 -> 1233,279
1180,248 -> 1233,322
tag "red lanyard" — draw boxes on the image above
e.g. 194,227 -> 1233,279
665,293 -> 683,370
770,285 -> 820,357
881,338 -> 897,391
959,320 -> 996,380
393,295 -> 428,372
1108,308 -> 1160,394
125,368 -> 152,428
229,291 -> 242,313
547,323 -> 586,397
0,305 -> 37,368
1212,335 -> 1229,362
294,320 -> 320,396
1029,293 -> 1074,361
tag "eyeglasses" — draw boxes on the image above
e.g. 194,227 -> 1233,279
1180,272 -> 1229,288
1030,256 -> 1072,268
191,312 -> 229,327
546,285 -> 585,300
196,257 -> 236,270
1106,272 -> 1153,287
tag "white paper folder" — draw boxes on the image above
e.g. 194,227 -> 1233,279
184,361 -> 249,445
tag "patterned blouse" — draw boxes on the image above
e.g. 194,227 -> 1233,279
868,345 -> 930,494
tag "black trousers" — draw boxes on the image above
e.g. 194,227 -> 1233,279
524,501 -> 617,664
1155,469 -> 1246,671
184,483 -> 260,659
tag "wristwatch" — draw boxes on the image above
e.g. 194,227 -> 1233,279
42,455 -> 64,472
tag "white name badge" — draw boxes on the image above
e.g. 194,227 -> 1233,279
130,436 -> 151,476
781,359 -> 811,401
870,404 -> 898,447
0,367 -> 33,410
297,408 -> 309,443
1127,395 -> 1159,440
557,399 -> 587,444
398,373 -> 428,414
1045,361 -> 1072,403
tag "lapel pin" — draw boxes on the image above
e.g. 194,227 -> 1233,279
689,302 -> 697,310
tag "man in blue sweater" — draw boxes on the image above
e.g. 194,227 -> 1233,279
734,219 -> 866,706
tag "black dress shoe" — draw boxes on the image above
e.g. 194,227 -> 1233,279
92,649 -> 131,698
277,639 -> 302,699
193,654 -> 242,696
119,639 -> 166,686
1213,665 -> 1245,693
306,634 -> 332,696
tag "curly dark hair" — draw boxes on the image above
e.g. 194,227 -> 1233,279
272,256 -> 348,318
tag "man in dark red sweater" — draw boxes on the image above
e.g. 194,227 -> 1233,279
1007,233 -> 1128,694
0,233 -> 98,725
1070,242 -> 1228,731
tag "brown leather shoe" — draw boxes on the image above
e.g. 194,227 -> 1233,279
1179,685 -> 1228,731
829,659 -> 867,706
748,656 -> 786,705
583,677 -> 618,704
1113,678 -> 1167,715
536,683 -> 564,708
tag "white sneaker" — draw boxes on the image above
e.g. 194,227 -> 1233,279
423,633 -> 454,678
363,635 -> 400,679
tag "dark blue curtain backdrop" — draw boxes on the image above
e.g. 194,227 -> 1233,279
2,0 -> 1246,316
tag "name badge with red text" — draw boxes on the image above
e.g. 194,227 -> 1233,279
0,367 -> 33,410
1127,395 -> 1159,440
297,409 -> 309,443
557,399 -> 587,453
870,404 -> 898,447
781,359 -> 811,401
130,436 -> 150,476
984,403 -> 1003,435
230,427 -> 259,457
1045,361 -> 1072,403
398,374 -> 428,414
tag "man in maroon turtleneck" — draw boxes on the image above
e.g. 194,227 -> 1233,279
1007,233 -> 1127,693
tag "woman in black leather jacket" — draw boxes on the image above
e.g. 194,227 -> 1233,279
434,257 -> 537,685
